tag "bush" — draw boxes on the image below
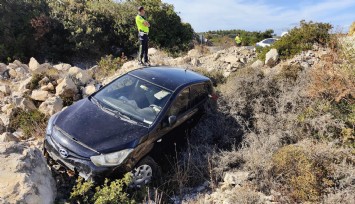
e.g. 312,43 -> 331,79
194,68 -> 226,86
8,109 -> 48,139
70,173 -> 136,204
349,22 -> 355,36
94,55 -> 125,80
258,20 -> 333,60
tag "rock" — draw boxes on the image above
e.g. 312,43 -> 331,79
0,132 -> 19,142
239,57 -> 247,64
13,97 -> 36,111
223,171 -> 249,186
55,76 -> 78,98
1,104 -> 12,114
12,130 -> 24,140
0,63 -> 7,74
0,85 -> 11,95
28,57 -> 41,72
13,60 -> 22,67
0,142 -> 56,203
191,58 -> 200,66
8,68 -> 17,78
53,63 -> 71,71
83,84 -> 96,97
15,66 -> 28,77
223,55 -> 239,64
251,60 -> 264,68
265,49 -> 279,67
38,77 -> 50,86
31,90 -> 49,101
223,70 -> 231,78
39,96 -> 63,116
0,120 -> 5,134
148,48 -> 158,55
0,114 -> 10,127
69,66 -> 91,85
188,49 -> 203,58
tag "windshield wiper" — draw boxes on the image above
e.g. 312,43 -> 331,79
91,97 -> 116,116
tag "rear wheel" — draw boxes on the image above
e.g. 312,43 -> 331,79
130,156 -> 161,188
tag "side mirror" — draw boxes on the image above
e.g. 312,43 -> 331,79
95,84 -> 103,91
168,115 -> 177,127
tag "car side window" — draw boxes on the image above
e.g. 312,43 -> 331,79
190,83 -> 209,107
168,88 -> 189,116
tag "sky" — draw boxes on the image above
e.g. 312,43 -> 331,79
163,0 -> 355,35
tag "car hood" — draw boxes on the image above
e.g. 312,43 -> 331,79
54,98 -> 149,154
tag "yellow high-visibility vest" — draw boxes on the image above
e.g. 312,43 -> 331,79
235,36 -> 242,44
136,15 -> 149,33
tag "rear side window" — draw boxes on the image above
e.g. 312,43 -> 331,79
190,83 -> 209,107
168,88 -> 189,116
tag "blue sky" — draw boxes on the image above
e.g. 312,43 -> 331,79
163,0 -> 355,34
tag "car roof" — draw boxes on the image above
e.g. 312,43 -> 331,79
129,67 -> 210,91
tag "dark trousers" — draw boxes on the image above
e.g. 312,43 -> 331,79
139,34 -> 149,63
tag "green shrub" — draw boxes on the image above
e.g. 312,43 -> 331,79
26,74 -> 44,91
70,173 -> 136,204
9,109 -> 48,139
258,20 -> 333,60
95,55 -> 125,80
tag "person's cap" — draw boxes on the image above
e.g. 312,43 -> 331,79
138,6 -> 144,11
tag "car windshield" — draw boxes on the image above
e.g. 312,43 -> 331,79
93,74 -> 172,125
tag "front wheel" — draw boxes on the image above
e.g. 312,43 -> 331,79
130,156 -> 161,188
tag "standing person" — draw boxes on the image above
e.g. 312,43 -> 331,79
136,6 -> 150,66
235,34 -> 242,46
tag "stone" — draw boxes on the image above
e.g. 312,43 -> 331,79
39,96 -> 63,116
82,84 -> 96,97
13,60 -> 22,67
251,60 -> 264,68
28,57 -> 41,72
55,76 -> 78,98
15,66 -> 28,77
13,97 -> 36,111
265,49 -> 279,67
69,66 -> 91,85
223,55 -> 239,64
0,114 -> 10,127
8,69 -> 17,78
38,77 -> 50,86
223,171 -> 249,186
0,120 -> 5,134
0,142 -> 56,203
148,48 -> 158,55
191,58 -> 200,66
239,57 -> 247,64
53,63 -> 71,71
31,90 -> 49,101
0,63 -> 7,73
0,85 -> 11,95
0,132 -> 19,142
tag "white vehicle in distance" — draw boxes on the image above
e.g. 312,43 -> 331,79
255,38 -> 278,48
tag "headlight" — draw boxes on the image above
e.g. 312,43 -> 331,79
90,149 -> 133,167
46,112 -> 59,135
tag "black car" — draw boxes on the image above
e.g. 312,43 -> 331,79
44,67 -> 215,186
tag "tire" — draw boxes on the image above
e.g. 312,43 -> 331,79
130,156 -> 161,188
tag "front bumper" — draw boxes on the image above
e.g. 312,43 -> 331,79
44,135 -> 114,180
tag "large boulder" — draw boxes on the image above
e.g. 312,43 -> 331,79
69,66 -> 91,85
39,96 -> 63,116
55,76 -> 78,98
0,142 -> 56,204
31,90 -> 49,101
265,49 -> 279,67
